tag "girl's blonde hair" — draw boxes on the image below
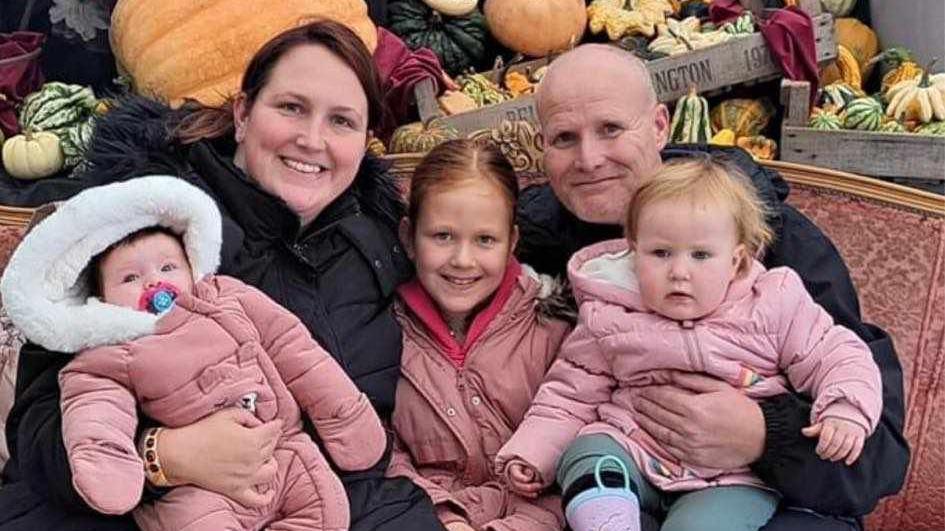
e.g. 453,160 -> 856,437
625,156 -> 774,271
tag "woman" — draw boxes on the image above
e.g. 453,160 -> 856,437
0,20 -> 443,531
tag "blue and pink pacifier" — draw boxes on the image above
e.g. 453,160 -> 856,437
137,282 -> 181,314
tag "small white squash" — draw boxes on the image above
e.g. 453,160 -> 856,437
421,0 -> 477,16
2,130 -> 65,180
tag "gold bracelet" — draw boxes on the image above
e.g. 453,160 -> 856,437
140,427 -> 172,487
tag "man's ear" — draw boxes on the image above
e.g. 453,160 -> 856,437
653,103 -> 671,151
398,217 -> 415,260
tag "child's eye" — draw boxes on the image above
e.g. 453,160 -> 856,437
161,263 -> 178,272
652,249 -> 670,258
121,274 -> 139,283
477,235 -> 497,246
692,250 -> 712,260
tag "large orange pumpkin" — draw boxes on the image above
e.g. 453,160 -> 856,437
483,0 -> 587,57
110,0 -> 377,107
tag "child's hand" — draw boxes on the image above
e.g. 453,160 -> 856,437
802,417 -> 867,465
444,522 -> 476,531
506,461 -> 543,498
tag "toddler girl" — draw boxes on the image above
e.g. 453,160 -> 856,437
0,176 -> 386,531
497,157 -> 882,531
386,139 -> 572,531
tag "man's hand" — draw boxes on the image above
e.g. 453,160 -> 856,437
803,417 -> 867,465
631,371 -> 765,469
504,461 -> 544,499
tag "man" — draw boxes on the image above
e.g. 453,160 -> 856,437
516,44 -> 908,531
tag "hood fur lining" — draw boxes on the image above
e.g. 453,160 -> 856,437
0,176 -> 222,353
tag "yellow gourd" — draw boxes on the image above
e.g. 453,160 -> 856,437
834,45 -> 862,90
710,128 -> 736,146
834,18 -> 879,77
110,0 -> 378,106
885,64 -> 945,124
2,130 -> 65,180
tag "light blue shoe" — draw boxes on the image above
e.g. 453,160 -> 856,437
564,455 -> 640,531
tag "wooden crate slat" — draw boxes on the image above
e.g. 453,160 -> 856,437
417,13 -> 836,135
780,127 -> 945,180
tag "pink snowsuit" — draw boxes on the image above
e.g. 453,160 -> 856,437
60,275 -> 386,531
387,261 -> 571,530
498,239 -> 882,492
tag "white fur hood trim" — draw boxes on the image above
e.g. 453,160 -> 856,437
0,176 -> 222,353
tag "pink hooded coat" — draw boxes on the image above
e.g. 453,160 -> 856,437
388,261 -> 571,531
498,239 -> 882,493
0,177 -> 385,531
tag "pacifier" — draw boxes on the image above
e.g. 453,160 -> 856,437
137,282 -> 181,314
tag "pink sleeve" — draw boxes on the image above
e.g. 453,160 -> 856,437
387,435 -> 458,508
223,276 -> 386,471
771,268 -> 883,433
59,346 -> 143,515
496,304 -> 617,486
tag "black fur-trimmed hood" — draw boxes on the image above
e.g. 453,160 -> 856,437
76,95 -> 405,232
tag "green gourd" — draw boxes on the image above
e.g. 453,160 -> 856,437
669,87 -> 711,144
18,82 -> 99,168
842,97 -> 884,131
388,0 -> 488,76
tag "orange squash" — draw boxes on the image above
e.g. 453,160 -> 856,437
834,18 -> 879,78
110,0 -> 377,107
483,0 -> 587,57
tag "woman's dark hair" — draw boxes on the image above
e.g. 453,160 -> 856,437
88,226 -> 184,298
173,19 -> 384,144
407,139 -> 519,228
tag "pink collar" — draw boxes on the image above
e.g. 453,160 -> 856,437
398,259 -> 523,367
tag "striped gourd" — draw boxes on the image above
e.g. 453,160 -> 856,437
915,121 -> 945,136
842,97 -> 884,131
818,82 -> 862,113
670,87 -> 711,144
878,120 -> 906,133
722,12 -> 754,36
809,111 -> 842,130
18,82 -> 99,168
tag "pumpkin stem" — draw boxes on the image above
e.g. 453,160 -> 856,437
919,58 -> 938,88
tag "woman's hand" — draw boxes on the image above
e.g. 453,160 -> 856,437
630,371 -> 765,469
158,408 -> 283,507
505,461 -> 543,499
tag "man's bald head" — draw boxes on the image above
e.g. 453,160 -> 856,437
535,44 -> 657,125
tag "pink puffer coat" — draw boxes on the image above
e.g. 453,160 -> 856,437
388,261 -> 572,531
498,239 -> 882,492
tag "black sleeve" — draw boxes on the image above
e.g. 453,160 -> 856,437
752,204 -> 910,516
4,343 -> 164,511
515,185 -> 573,278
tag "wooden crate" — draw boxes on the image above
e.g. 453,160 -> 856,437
779,79 -> 945,182
416,1 -> 835,135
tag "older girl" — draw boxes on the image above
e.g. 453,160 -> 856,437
387,139 -> 571,531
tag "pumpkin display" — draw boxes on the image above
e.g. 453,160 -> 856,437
833,45 -> 862,89
873,47 -> 915,81
885,65 -> 945,124
842,97 -> 884,131
389,120 -> 459,153
456,73 -> 511,107
878,119 -> 906,133
819,0 -> 857,17
2,130 -> 65,180
587,0 -> 652,40
710,98 -> 774,138
880,59 -> 923,96
736,135 -> 776,160
110,0 -> 377,107
915,121 -> 945,136
808,109 -> 843,130
709,128 -> 735,146
18,82 -> 99,167
669,86 -> 711,144
389,0 -> 488,75
817,82 -> 863,113
648,17 -> 730,56
483,0 -> 587,57
503,71 -> 535,97
421,0 -> 477,16
834,18 -> 879,77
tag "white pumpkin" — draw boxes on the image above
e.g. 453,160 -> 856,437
2,130 -> 65,180
820,0 -> 857,17
421,0 -> 477,16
